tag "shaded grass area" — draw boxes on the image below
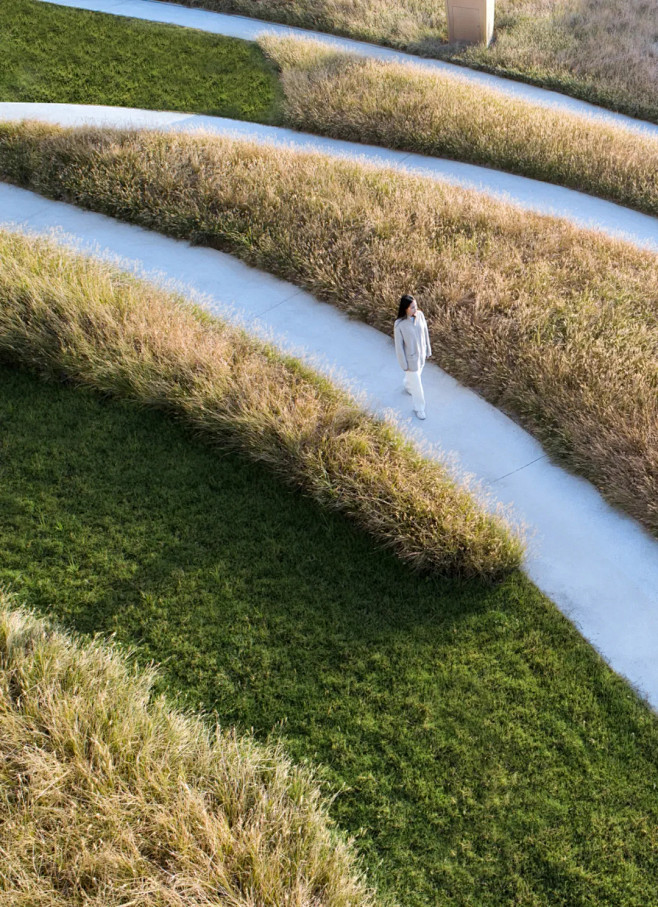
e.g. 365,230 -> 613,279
2,365 -> 658,907
1,0 -> 282,120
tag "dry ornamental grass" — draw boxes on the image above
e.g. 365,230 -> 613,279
0,595 -> 381,906
0,228 -> 522,578
0,121 -> 655,535
260,35 -> 658,217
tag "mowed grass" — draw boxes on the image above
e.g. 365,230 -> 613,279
2,364 -> 658,906
1,0 -> 282,120
1,124 -> 655,537
163,0 -> 658,122
0,600 -> 377,907
262,36 -> 658,218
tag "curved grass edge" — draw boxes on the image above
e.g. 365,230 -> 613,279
0,228 -> 523,578
0,590 -> 383,905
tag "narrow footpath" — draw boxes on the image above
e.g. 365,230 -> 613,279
3,103 -> 658,253
36,0 -> 658,139
3,180 -> 658,708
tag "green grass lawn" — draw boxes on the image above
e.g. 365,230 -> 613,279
2,364 -> 658,907
1,0 -> 282,120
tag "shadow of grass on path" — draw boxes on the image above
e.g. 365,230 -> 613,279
1,364 -> 657,907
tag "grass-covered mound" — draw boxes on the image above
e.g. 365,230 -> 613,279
0,122 -> 655,536
262,35 -> 658,217
0,229 -> 521,577
1,0 -> 282,120
0,596 -> 378,906
2,366 -> 658,907
158,0 -> 658,122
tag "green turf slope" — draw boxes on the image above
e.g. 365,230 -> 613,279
1,0 -> 282,120
1,365 -> 658,907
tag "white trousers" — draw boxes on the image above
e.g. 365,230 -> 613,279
403,367 -> 425,413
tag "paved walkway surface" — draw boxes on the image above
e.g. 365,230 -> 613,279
4,103 -> 658,254
2,180 -> 658,708
37,0 -> 658,139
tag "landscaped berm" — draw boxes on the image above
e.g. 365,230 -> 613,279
0,595 -> 378,906
0,229 -> 521,578
3,234 -> 658,907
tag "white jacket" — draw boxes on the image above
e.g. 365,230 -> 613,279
394,311 -> 431,372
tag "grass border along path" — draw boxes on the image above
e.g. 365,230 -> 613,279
151,0 -> 658,124
0,228 -> 521,578
6,0 -> 658,220
3,353 -> 658,907
0,122 -> 655,539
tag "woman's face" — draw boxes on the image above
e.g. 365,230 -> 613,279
406,298 -> 418,317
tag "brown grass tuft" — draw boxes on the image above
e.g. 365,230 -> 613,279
0,592 -> 382,906
260,34 -> 658,216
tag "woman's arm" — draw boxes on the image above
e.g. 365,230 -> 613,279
394,321 -> 408,370
422,313 -> 432,358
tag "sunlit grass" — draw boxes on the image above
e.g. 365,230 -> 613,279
261,35 -> 658,216
161,0 -> 658,121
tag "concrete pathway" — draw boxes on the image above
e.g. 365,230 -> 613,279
2,180 -> 658,709
3,103 -> 658,254
37,0 -> 658,139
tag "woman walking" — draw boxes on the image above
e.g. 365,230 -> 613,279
394,294 -> 432,420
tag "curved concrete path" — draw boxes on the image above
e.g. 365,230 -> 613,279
38,0 -> 658,139
3,103 -> 658,254
3,180 -> 658,710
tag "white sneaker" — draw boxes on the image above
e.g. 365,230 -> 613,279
415,409 -> 426,420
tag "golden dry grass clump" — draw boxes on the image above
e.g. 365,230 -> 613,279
0,228 -> 522,577
0,594 -> 381,905
260,35 -> 658,216
0,122 -> 655,534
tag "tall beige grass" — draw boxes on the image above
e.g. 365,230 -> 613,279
0,593 -> 381,906
0,122 -> 655,535
465,0 -> 658,121
261,35 -> 658,216
158,0 -> 658,119
165,0 -> 450,47
0,227 -> 522,577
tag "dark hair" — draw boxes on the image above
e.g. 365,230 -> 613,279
396,294 -> 416,321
